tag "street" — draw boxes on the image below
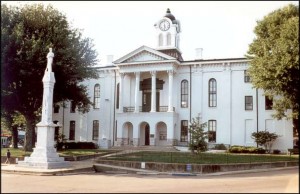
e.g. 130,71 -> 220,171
1,168 -> 299,193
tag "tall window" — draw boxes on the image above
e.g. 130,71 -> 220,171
159,34 -> 163,46
181,80 -> 189,108
244,70 -> 251,83
209,78 -> 217,107
208,120 -> 216,143
245,96 -> 253,110
181,120 -> 188,142
94,84 -> 100,109
167,33 -> 171,46
54,104 -> 60,113
53,121 -> 59,140
70,101 -> 76,113
93,120 -> 99,140
265,96 -> 273,110
69,121 -> 75,140
116,83 -> 120,109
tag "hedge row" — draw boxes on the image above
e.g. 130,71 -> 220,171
56,142 -> 98,150
228,145 -> 266,154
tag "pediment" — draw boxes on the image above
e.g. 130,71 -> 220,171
114,45 -> 176,64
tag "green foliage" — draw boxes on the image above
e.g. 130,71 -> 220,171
246,4 -> 299,121
212,144 -> 227,150
251,131 -> 279,153
1,3 -> 99,151
54,133 -> 67,151
188,118 -> 208,153
228,145 -> 266,154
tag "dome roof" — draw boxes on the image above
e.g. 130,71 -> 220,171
164,8 -> 176,21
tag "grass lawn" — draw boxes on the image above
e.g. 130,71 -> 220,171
2,148 -> 298,164
103,151 -> 299,164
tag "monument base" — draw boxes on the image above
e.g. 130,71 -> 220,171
18,147 -> 70,169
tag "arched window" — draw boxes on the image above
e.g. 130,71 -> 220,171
181,80 -> 188,108
94,84 -> 100,109
159,34 -> 163,46
167,33 -> 171,46
209,78 -> 217,107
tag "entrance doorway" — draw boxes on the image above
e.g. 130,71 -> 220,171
145,124 -> 150,145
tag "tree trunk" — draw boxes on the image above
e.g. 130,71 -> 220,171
12,126 -> 18,149
24,116 -> 36,151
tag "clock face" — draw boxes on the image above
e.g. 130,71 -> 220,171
159,20 -> 170,31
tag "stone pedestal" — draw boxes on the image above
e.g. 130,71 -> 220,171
18,123 -> 70,169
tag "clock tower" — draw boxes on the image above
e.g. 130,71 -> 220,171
154,8 -> 183,61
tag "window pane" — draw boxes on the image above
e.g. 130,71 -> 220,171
245,96 -> 253,110
94,84 -> 100,109
265,96 -> 273,110
209,79 -> 217,107
69,121 -> 75,140
181,80 -> 188,108
208,120 -> 216,142
181,120 -> 188,142
70,101 -> 76,113
93,120 -> 99,140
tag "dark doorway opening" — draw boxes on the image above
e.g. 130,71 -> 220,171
145,124 -> 150,145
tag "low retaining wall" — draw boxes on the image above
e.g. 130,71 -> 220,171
95,159 -> 299,174
1,156 -> 25,164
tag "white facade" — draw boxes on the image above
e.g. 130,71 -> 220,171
52,9 -> 293,152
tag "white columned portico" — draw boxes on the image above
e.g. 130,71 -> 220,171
119,73 -> 125,113
168,70 -> 174,112
150,71 -> 156,112
134,72 -> 140,113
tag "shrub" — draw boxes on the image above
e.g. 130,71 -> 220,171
255,147 -> 266,154
228,145 -> 266,154
252,131 -> 278,153
213,143 -> 227,150
62,142 -> 97,149
273,149 -> 281,154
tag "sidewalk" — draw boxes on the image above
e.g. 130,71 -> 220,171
1,158 -> 95,176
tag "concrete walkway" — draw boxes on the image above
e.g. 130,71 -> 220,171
1,158 -> 95,176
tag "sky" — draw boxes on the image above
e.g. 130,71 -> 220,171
2,1 -> 299,65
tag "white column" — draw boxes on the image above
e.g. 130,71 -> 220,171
168,70 -> 174,112
150,71 -> 156,112
119,73 -> 125,113
134,72 -> 140,113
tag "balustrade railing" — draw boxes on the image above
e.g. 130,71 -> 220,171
123,106 -> 175,113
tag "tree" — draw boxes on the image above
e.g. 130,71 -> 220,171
1,111 -> 26,148
246,4 -> 299,128
188,118 -> 208,153
251,131 -> 279,153
1,3 -> 99,151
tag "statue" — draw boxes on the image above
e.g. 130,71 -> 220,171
46,48 -> 54,72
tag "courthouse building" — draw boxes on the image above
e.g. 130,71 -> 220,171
52,9 -> 293,152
